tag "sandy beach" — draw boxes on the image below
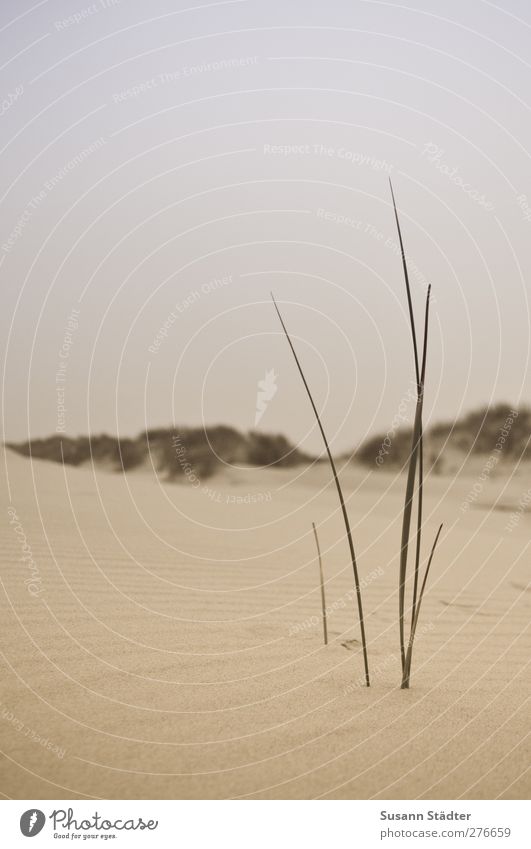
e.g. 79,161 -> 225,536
1,446 -> 529,800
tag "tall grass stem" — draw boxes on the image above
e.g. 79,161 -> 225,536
402,523 -> 443,688
272,293 -> 370,686
312,522 -> 328,646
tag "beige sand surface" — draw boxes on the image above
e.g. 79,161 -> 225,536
1,447 -> 529,799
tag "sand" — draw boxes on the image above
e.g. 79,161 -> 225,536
0,447 -> 529,800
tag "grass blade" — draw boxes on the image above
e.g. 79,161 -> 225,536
411,287 -> 431,633
389,178 -> 420,388
390,180 -> 422,673
390,181 -> 435,679
312,522 -> 328,646
272,293 -> 370,686
398,399 -> 422,672
402,523 -> 443,688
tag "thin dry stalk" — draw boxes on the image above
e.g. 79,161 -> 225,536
402,523 -> 443,688
390,178 -> 421,673
312,522 -> 328,646
272,293 -> 370,686
390,180 -> 441,689
398,398 -> 422,672
410,290 -> 431,630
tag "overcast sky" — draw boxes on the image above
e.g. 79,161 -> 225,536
2,0 -> 531,453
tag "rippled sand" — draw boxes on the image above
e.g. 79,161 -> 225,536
1,448 -> 529,799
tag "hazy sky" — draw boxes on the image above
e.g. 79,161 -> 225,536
2,0 -> 531,453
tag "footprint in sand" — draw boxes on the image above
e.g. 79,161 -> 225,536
441,600 -> 476,609
511,581 -> 531,593
340,639 -> 360,651
440,600 -> 495,617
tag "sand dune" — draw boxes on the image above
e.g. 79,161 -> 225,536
1,447 -> 529,799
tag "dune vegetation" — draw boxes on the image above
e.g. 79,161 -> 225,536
6,427 -> 310,479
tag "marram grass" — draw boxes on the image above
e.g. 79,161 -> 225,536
312,521 -> 328,646
270,183 -> 444,691
389,180 -> 443,689
272,294 -> 370,686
